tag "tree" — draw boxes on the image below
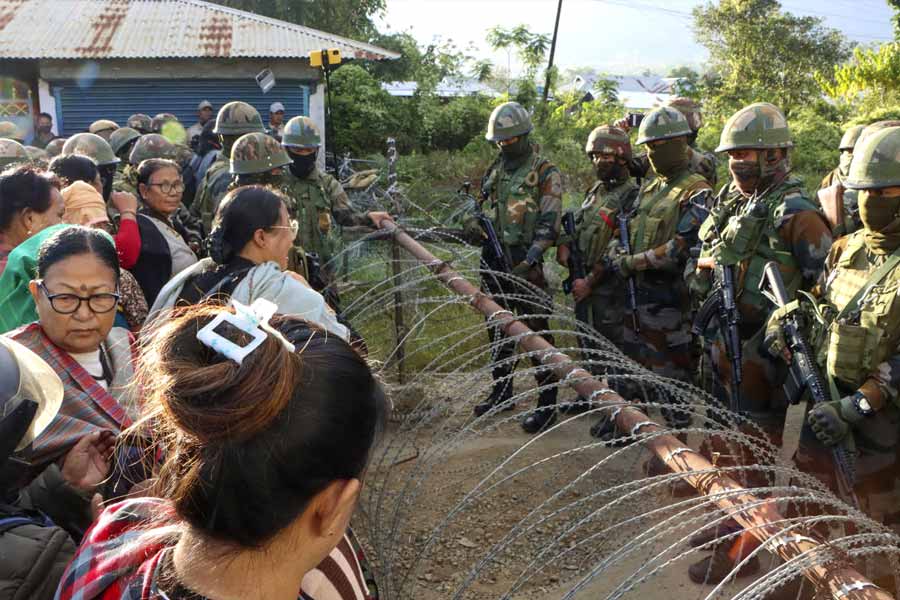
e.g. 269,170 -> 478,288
486,24 -> 551,108
210,0 -> 385,40
890,0 -> 900,39
819,43 -> 900,112
692,0 -> 851,116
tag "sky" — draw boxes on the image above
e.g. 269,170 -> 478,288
376,0 -> 895,77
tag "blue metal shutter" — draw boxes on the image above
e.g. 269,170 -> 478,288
50,78 -> 311,136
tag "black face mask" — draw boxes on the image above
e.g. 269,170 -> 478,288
289,152 -> 318,179
37,125 -> 52,135
98,164 -> 116,202
499,136 -> 532,170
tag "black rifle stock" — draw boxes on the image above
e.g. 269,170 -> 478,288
476,190 -> 511,274
692,261 -> 743,413
618,212 -> 640,333
759,261 -> 859,506
561,212 -> 586,295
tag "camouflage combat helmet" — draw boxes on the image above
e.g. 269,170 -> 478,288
89,119 -> 119,135
45,138 -> 66,158
666,97 -> 703,132
839,124 -> 865,152
109,127 -> 141,156
61,132 -> 119,166
230,132 -> 292,175
282,116 -> 321,149
635,106 -> 692,145
0,121 -> 22,141
0,139 -> 30,169
213,101 -> 265,136
128,134 -> 176,166
715,102 -> 793,152
151,113 -> 179,132
856,120 -> 900,149
485,102 -> 533,142
127,113 -> 153,134
585,125 -> 632,161
845,126 -> 900,190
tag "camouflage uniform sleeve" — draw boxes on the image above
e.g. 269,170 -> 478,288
630,180 -> 712,273
778,209 -> 833,285
324,173 -> 369,227
531,165 -> 562,252
697,150 -> 718,188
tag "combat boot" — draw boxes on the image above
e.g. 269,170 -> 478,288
521,387 -> 558,434
473,378 -> 515,417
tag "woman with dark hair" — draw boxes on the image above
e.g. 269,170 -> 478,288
5,226 -> 136,467
150,185 -> 347,339
48,154 -> 102,192
130,158 -> 198,306
0,165 -> 64,275
56,305 -> 387,600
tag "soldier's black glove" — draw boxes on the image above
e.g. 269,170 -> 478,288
807,396 -> 863,446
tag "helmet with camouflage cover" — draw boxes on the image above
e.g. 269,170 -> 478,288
585,125 -> 632,161
856,120 -> 900,149
666,97 -> 703,132
635,106 -> 692,145
109,127 -> 141,157
61,132 -> 119,166
128,134 -> 176,166
845,126 -> 900,190
282,116 -> 321,149
839,124 -> 865,152
45,138 -> 66,158
24,146 -> 48,165
0,121 -> 23,142
89,119 -> 119,136
127,113 -> 153,134
230,132 -> 292,175
715,102 -> 793,152
0,139 -> 30,169
214,101 -> 265,136
151,113 -> 179,132
485,102 -> 533,142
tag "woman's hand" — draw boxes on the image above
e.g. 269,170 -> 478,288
110,191 -> 139,220
61,430 -> 115,493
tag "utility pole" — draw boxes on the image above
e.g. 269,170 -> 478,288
542,0 -> 563,105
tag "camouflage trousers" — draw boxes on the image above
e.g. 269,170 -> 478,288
621,280 -> 694,428
574,286 -> 627,385
480,251 -> 557,404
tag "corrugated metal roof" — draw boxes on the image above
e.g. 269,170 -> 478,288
0,0 -> 400,60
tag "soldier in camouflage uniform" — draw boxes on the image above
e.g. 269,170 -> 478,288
617,98 -> 718,186
61,133 -> 120,201
606,106 -> 710,440
109,127 -> 141,164
766,126 -> 900,533
818,124 -> 865,238
126,114 -> 153,135
686,103 -> 832,584
0,139 -> 31,170
278,116 -> 390,309
88,120 -> 118,141
463,101 -> 563,434
557,126 -> 639,412
192,101 -> 266,232
113,134 -> 178,195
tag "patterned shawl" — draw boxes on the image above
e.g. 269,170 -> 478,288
7,322 -> 136,465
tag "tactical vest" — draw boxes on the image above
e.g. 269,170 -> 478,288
576,179 -> 638,266
113,165 -> 138,195
282,171 -> 340,260
699,179 -> 815,315
630,171 -> 706,261
483,153 -> 555,249
818,232 -> 900,389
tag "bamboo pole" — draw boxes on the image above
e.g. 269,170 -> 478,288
378,219 -> 893,600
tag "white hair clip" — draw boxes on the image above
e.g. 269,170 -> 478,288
196,298 -> 295,365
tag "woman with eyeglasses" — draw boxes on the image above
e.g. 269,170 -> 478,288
150,186 -> 348,340
130,158 -> 198,306
6,226 -> 136,468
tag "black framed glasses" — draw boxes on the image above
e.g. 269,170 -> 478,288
146,181 -> 185,195
38,281 -> 120,314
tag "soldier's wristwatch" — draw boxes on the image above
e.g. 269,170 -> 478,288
852,391 -> 875,417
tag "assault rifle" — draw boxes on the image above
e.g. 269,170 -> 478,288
475,186 -> 512,274
618,211 -> 640,333
759,261 -> 859,506
561,212 -> 586,295
693,260 -> 743,413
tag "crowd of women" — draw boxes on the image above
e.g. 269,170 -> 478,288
0,130 -> 385,598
